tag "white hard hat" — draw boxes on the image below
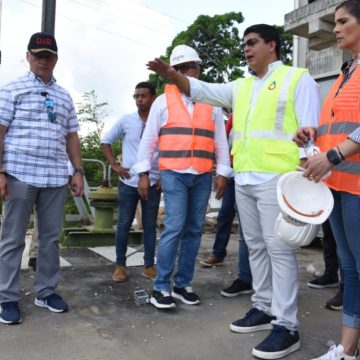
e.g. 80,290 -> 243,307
170,45 -> 202,66
277,171 -> 334,225
273,213 -> 320,249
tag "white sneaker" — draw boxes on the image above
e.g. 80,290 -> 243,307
311,344 -> 359,360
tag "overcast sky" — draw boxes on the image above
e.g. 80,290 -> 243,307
0,0 -> 295,131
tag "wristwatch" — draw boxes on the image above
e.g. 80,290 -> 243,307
326,148 -> 342,166
74,167 -> 85,175
138,171 -> 149,177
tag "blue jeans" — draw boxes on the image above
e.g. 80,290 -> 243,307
212,177 -> 252,284
154,170 -> 212,292
115,182 -> 160,268
329,190 -> 360,328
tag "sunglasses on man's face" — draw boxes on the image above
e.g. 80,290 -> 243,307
31,52 -> 57,60
241,38 -> 261,49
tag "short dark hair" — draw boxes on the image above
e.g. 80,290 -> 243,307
135,82 -> 156,96
243,24 -> 281,59
336,0 -> 360,23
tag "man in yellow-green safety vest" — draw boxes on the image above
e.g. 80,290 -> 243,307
146,24 -> 320,359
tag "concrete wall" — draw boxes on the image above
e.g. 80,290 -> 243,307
285,0 -> 349,104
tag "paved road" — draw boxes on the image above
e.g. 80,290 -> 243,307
1,233 -> 341,360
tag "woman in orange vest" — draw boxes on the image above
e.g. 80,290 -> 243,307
294,1 -> 360,359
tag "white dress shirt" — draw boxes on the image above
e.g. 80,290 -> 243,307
133,91 -> 232,177
101,112 -> 159,187
188,61 -> 320,185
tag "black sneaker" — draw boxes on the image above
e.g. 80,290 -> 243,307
221,279 -> 252,297
150,290 -> 176,309
0,301 -> 22,325
252,325 -> 301,359
308,273 -> 339,289
230,308 -> 275,333
171,286 -> 200,305
325,288 -> 343,311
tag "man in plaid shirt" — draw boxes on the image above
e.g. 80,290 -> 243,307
0,32 -> 83,325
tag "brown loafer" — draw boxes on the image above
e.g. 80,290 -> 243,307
143,265 -> 157,280
112,266 -> 127,282
200,255 -> 223,267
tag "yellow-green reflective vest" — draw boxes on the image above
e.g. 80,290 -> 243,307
232,65 -> 307,174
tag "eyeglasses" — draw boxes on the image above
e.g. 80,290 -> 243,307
174,63 -> 200,73
241,38 -> 260,49
44,97 -> 57,123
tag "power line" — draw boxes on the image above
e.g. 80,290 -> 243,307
78,0 -> 188,31
65,0 -> 172,38
16,0 -> 165,51
100,0 -> 190,27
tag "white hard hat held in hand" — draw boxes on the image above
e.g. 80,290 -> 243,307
277,171 -> 334,225
274,171 -> 334,249
273,214 -> 320,249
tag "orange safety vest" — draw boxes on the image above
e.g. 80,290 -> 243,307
158,84 -> 215,173
316,67 -> 360,195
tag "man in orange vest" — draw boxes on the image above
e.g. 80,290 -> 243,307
134,45 -> 232,309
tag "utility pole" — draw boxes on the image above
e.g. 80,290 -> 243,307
0,0 -> 3,64
41,0 -> 56,35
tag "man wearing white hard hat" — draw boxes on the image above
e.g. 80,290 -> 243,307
146,25 -> 320,359
134,45 -> 231,309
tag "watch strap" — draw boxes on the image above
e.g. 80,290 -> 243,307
326,148 -> 342,166
74,167 -> 85,175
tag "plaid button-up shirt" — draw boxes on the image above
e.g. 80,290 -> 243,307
0,71 -> 80,187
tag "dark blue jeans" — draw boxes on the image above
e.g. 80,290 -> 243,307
329,190 -> 360,328
212,178 -> 236,260
322,219 -> 343,282
212,177 -> 252,284
115,182 -> 160,267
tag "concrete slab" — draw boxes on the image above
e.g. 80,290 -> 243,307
89,246 -> 148,267
21,235 -> 71,270
1,233 -> 341,360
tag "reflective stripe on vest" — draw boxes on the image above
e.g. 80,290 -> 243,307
316,68 -> 360,195
160,127 -> 214,138
232,65 -> 306,173
158,84 -> 215,172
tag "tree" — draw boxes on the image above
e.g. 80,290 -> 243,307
77,90 -> 109,146
76,90 -> 118,187
148,15 -> 293,92
275,25 -> 293,66
149,12 -> 245,92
